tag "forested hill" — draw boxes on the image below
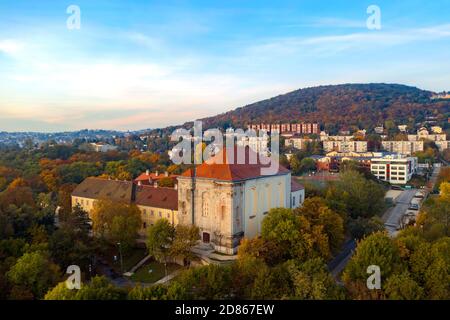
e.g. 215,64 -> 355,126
195,83 -> 450,133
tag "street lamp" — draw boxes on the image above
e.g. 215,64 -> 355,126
117,242 -> 124,274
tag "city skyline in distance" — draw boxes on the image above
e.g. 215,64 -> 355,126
1,0 -> 450,132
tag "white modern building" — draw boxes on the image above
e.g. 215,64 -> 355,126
370,155 -> 418,185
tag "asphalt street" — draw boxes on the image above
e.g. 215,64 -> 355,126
383,189 -> 417,235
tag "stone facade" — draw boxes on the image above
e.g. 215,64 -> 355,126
177,171 -> 299,255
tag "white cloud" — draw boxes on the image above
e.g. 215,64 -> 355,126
247,24 -> 450,57
0,39 -> 23,56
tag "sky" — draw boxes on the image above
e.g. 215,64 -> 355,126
0,0 -> 450,132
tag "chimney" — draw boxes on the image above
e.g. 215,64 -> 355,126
155,170 -> 159,176
165,171 -> 169,177
146,169 -> 150,175
154,182 -> 158,188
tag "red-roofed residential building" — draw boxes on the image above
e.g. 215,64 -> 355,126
134,170 -> 178,186
177,146 -> 304,254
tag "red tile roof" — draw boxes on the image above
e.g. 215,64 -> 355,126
180,146 -> 290,181
134,185 -> 178,210
291,179 -> 305,192
134,172 -> 178,184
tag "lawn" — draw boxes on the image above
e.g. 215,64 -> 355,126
99,245 -> 148,273
130,261 -> 182,283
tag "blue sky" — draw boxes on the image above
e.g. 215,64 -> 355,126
0,0 -> 449,132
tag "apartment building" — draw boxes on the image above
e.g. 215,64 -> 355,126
381,141 -> 424,155
248,122 -> 320,134
323,140 -> 368,153
284,137 -> 314,150
370,155 -> 418,185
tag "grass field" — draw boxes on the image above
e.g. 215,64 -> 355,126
130,261 -> 182,283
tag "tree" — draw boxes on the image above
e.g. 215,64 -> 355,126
384,272 -> 423,300
409,239 -> 450,299
170,225 -> 200,266
294,197 -> 344,254
128,284 -> 168,300
7,251 -> 61,299
237,237 -> 284,266
43,282 -> 77,300
158,177 -> 175,188
261,208 -> 301,259
175,264 -> 232,299
289,156 -> 302,175
300,158 -> 316,173
45,276 -> 125,300
261,207 -> 332,262
90,200 -> 142,251
287,258 -> 345,300
146,219 -> 175,278
326,170 -> 385,219
348,216 -> 385,239
250,262 -> 291,299
342,232 -> 403,298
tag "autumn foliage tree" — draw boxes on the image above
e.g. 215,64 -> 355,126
90,200 -> 142,251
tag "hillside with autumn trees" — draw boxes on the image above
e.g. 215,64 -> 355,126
193,83 -> 450,133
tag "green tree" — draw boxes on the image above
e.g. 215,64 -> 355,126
170,224 -> 200,266
158,177 -> 175,188
342,232 -> 403,298
7,251 -> 61,299
384,272 -> 423,300
326,170 -> 385,219
261,208 -> 301,259
45,276 -> 125,300
348,216 -> 385,239
294,197 -> 344,254
91,200 -> 142,251
300,158 -> 316,173
146,219 -> 175,278
287,258 -> 345,300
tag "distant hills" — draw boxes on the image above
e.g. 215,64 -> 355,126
193,83 -> 450,134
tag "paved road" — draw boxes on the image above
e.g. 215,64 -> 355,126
383,189 -> 417,235
428,166 -> 441,191
328,239 -> 357,280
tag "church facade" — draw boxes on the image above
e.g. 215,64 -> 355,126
177,147 -> 304,254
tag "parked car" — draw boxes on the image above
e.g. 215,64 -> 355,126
414,191 -> 425,199
409,203 -> 420,210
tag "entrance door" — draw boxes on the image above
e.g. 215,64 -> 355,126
202,232 -> 210,243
